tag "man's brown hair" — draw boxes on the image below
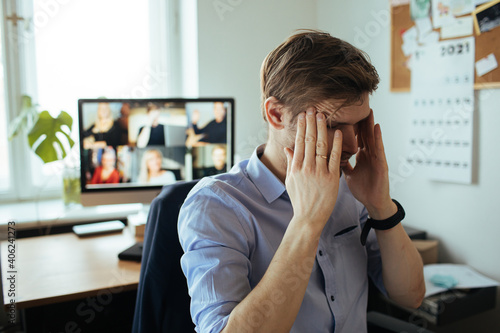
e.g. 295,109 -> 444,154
260,30 -> 379,121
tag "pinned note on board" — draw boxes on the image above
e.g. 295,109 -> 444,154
441,16 -> 474,39
475,53 -> 498,76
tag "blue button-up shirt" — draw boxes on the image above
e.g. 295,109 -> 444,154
179,145 -> 386,333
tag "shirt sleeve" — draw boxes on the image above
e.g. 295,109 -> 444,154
178,181 -> 254,333
192,123 -> 204,135
82,125 -> 94,138
358,203 -> 388,297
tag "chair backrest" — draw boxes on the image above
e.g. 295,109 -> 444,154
132,180 -> 199,333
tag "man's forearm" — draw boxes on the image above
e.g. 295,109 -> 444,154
376,224 -> 425,308
221,218 -> 321,333
136,127 -> 151,148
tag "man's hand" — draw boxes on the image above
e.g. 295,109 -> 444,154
184,128 -> 207,147
284,108 -> 343,230
191,109 -> 200,125
342,110 -> 396,220
147,111 -> 158,125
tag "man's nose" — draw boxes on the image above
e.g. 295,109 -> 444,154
341,125 -> 358,156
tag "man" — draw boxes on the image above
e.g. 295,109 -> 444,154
136,103 -> 165,147
194,145 -> 228,178
190,102 -> 227,144
210,145 -> 227,173
178,30 -> 425,333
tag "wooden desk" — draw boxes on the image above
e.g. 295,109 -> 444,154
1,228 -> 141,310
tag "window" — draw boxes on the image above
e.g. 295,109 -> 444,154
0,19 -> 10,192
1,0 -> 178,202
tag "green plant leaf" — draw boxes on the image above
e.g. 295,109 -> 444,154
27,110 -> 75,163
8,95 -> 38,140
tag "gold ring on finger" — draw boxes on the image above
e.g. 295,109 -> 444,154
316,154 -> 328,160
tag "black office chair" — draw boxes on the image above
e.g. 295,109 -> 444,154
132,180 -> 433,333
132,180 -> 198,333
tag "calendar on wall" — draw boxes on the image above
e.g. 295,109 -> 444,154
407,37 -> 475,184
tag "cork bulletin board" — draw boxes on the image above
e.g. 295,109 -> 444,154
390,2 -> 500,92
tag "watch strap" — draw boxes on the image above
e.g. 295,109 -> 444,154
360,199 -> 405,246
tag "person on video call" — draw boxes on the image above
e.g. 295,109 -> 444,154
83,102 -> 125,149
118,102 -> 131,144
178,30 -> 425,333
138,148 -> 176,185
90,147 -> 120,184
194,145 -> 227,178
136,103 -> 165,148
188,101 -> 227,145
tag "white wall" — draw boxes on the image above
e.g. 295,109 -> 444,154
195,0 -> 317,161
318,0 -> 500,331
194,0 -> 500,330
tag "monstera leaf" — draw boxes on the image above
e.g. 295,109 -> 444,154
27,110 -> 75,163
8,95 -> 38,141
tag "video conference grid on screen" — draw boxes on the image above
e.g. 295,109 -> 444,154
79,99 -> 232,191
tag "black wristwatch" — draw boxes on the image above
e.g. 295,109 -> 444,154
360,199 -> 405,246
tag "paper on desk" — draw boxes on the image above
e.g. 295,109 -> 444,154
424,264 -> 499,297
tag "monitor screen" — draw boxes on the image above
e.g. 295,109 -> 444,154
78,98 -> 234,206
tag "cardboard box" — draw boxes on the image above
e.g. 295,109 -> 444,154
133,223 -> 146,237
413,239 -> 439,265
127,212 -> 147,237
404,225 -> 427,240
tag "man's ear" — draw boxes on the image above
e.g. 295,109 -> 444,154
264,97 -> 286,130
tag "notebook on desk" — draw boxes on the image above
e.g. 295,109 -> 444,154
118,242 -> 143,262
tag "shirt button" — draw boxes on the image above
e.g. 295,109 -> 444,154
318,250 -> 323,256
330,295 -> 335,302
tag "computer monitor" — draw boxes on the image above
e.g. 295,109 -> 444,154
78,98 -> 234,206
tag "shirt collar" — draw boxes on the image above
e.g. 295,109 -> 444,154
246,144 -> 286,204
